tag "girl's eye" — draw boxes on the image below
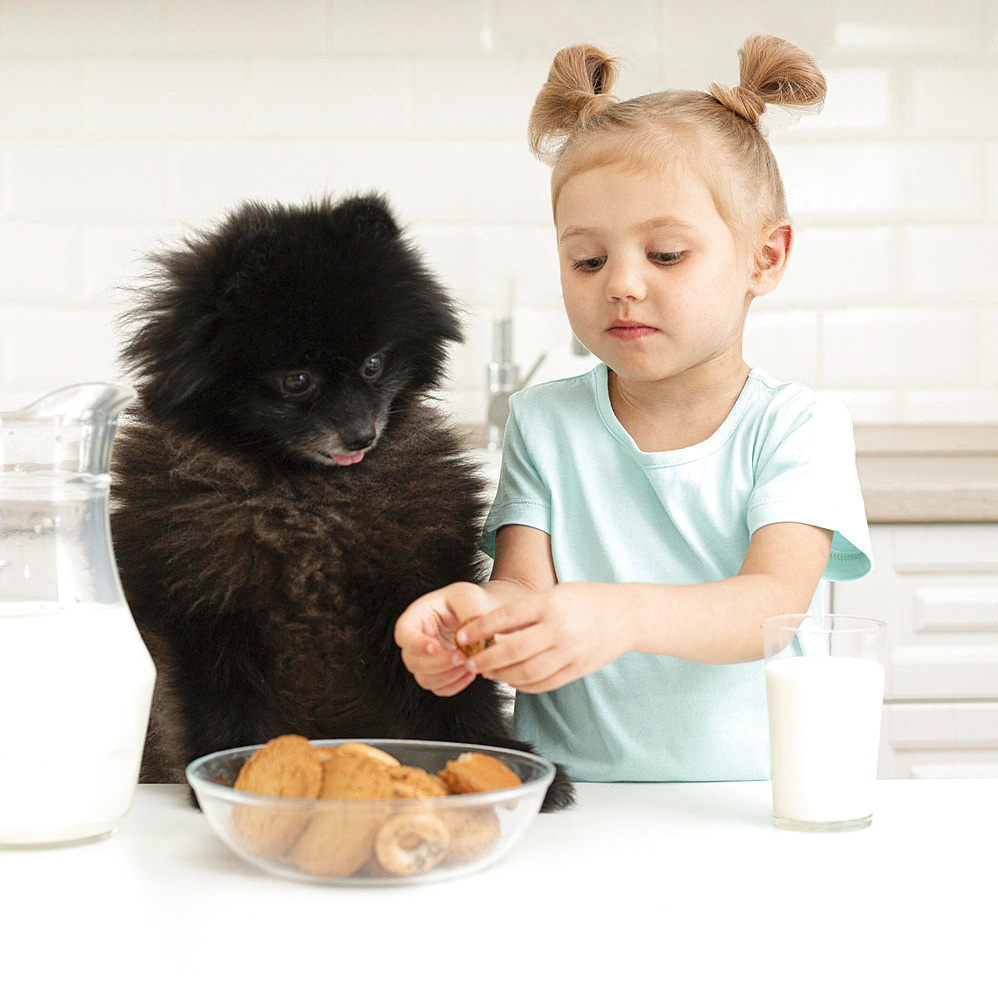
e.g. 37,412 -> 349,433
572,256 -> 606,272
649,251 -> 685,265
280,371 -> 315,396
361,353 -> 385,381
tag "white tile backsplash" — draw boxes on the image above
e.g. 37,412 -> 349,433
248,57 -> 412,138
0,0 -> 165,55
166,0 -> 327,54
83,58 -> 248,138
0,0 -> 995,425
901,226 -> 998,304
3,142 -> 166,220
822,308 -> 979,387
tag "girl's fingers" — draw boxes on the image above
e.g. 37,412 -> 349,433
456,598 -> 541,651
469,627 -> 557,683
433,670 -> 476,697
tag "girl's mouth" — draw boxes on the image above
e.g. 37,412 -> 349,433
607,320 -> 658,340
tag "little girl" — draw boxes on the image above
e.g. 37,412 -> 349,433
395,35 -> 873,783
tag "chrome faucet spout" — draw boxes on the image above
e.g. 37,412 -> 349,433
486,317 -> 545,452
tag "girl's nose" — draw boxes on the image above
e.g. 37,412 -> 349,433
602,256 -> 646,302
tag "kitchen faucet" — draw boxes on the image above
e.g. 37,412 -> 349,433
486,316 -> 545,451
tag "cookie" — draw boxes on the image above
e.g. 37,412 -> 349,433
439,751 -> 522,795
457,618 -> 496,657
387,765 -> 449,799
441,807 -> 501,863
287,754 -> 393,878
230,735 -> 323,857
327,742 -> 401,768
374,812 -> 450,877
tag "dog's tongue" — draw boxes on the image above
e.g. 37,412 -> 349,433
330,450 -> 365,466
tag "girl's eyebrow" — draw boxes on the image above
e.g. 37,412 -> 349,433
558,216 -> 697,243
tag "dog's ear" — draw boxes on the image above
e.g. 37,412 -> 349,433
121,288 -> 229,425
340,193 -> 402,241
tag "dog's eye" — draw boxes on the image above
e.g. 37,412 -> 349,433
361,354 -> 385,381
280,372 -> 315,397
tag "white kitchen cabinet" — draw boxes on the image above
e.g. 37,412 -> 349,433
830,523 -> 998,778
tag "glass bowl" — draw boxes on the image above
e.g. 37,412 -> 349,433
186,739 -> 555,885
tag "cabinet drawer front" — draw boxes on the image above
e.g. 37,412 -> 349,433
891,644 -> 998,699
914,586 -> 998,632
893,525 -> 998,572
833,524 -> 998,698
883,703 -> 998,750
879,703 -> 998,778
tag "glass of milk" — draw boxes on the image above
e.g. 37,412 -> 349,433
764,614 -> 886,832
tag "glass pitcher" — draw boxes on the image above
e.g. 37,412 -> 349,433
0,383 -> 155,848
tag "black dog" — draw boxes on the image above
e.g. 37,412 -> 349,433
110,194 -> 572,811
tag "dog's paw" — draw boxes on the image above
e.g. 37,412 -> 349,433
540,764 -> 575,812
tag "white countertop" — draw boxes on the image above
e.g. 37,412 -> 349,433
5,780 -> 996,999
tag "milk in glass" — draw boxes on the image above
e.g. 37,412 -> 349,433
766,655 -> 884,828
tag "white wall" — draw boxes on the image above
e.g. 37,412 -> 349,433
1,0 -> 996,426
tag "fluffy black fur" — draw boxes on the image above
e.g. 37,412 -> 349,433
110,194 -> 573,811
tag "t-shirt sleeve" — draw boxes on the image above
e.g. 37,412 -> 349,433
481,393 -> 552,559
747,391 -> 872,581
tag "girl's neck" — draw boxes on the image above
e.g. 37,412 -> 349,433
607,357 -> 751,452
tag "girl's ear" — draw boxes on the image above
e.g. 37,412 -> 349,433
749,220 -> 793,296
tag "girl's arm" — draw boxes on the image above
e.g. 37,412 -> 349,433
456,520 -> 833,694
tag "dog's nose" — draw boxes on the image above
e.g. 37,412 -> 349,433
340,428 -> 376,452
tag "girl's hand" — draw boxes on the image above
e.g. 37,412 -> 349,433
454,582 -> 631,694
394,582 -> 495,696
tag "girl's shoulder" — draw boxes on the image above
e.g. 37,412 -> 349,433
745,369 -> 851,426
510,366 -> 602,422
742,369 -> 855,453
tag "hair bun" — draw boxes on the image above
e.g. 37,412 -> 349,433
528,44 -> 620,163
709,34 -> 826,125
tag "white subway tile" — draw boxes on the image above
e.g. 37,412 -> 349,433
409,223 -> 559,314
327,0 -> 488,54
248,57 -> 411,138
412,56 -> 551,139
0,0 -> 165,54
777,142 -> 982,220
742,308 -> 819,385
901,389 -> 998,423
987,145 -> 998,219
82,222 -> 188,308
776,227 -> 898,305
491,0 -> 660,57
830,389 -> 902,424
0,223 -> 83,304
829,0 -> 985,54
791,68 -> 892,133
911,67 -> 998,136
501,306 -> 596,389
83,58 -> 246,138
165,141 -> 337,220
652,2 -> 830,93
983,311 -> 998,385
822,308 -> 978,388
3,142 -> 165,221
901,225 -> 998,304
0,304 -> 121,391
166,0 -> 325,54
324,140 -> 551,224
0,58 -> 81,136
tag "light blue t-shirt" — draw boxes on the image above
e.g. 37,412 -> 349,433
482,364 -> 872,783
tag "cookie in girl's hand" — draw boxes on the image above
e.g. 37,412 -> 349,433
456,617 -> 496,657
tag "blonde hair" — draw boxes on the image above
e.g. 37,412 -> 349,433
528,36 -> 826,245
